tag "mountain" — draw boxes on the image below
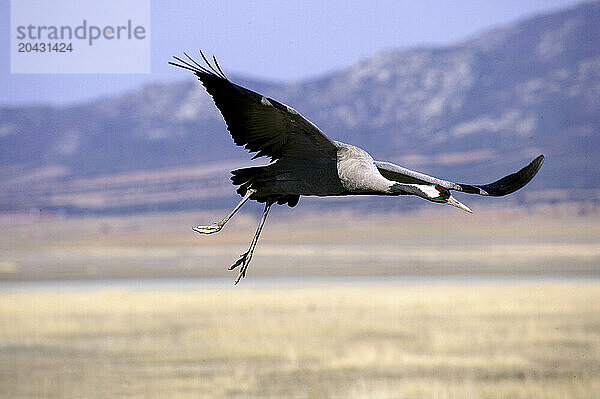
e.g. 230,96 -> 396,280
1,2 -> 599,214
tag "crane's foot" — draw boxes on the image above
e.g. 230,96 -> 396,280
192,222 -> 223,234
229,250 -> 253,285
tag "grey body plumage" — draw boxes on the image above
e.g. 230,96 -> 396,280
170,51 -> 544,284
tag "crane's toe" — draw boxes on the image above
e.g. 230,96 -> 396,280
231,250 -> 253,284
192,223 -> 223,234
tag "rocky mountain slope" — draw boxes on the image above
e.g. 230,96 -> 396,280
1,2 -> 599,213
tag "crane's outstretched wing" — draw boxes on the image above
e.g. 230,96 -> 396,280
169,51 -> 337,161
375,155 -> 544,196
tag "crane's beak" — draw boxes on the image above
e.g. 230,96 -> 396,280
447,195 -> 473,213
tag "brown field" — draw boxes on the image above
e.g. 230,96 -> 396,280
1,283 -> 599,398
1,205 -> 599,398
1,204 -> 600,281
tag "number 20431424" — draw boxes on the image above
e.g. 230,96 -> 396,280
18,42 -> 73,52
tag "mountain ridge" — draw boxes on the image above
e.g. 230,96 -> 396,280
1,2 -> 599,213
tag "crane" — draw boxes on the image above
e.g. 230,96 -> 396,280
170,51 -> 544,284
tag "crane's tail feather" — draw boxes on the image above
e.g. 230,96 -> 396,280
231,166 -> 263,186
231,166 -> 267,198
230,167 -> 300,207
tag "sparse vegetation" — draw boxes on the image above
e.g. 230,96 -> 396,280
1,207 -> 599,398
1,283 -> 599,398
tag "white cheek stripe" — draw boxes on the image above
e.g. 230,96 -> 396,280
386,183 -> 440,197
415,185 -> 439,198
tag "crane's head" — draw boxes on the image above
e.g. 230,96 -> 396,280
422,185 -> 473,213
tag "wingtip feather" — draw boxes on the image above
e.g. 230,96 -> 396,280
457,154 -> 545,197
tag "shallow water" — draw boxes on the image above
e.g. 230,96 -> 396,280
1,274 -> 598,292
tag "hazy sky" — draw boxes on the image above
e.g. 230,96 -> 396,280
1,0 -> 581,106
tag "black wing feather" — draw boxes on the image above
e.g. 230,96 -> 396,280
169,52 -> 337,161
458,155 -> 544,196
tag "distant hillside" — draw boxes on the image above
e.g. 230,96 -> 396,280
1,2 -> 599,214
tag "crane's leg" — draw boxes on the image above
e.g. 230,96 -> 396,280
193,189 -> 256,234
230,201 -> 272,285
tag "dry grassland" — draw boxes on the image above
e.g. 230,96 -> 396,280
1,282 -> 599,398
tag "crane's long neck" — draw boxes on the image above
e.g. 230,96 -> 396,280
335,142 -> 437,198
